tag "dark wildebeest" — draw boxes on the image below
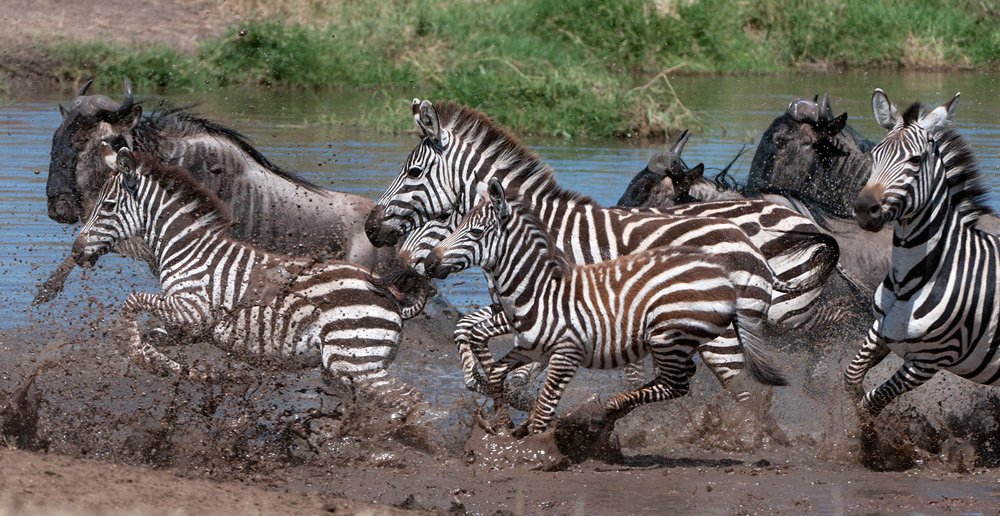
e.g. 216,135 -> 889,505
616,94 -> 1000,299
38,79 -> 400,304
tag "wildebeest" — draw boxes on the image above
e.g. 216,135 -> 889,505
743,93 -> 876,215
38,79 -> 399,304
616,95 -> 1000,298
617,134 -> 889,299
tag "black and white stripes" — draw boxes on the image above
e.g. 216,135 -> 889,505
847,89 -> 1000,417
73,144 -> 429,412
425,179 -> 786,434
369,99 -> 838,398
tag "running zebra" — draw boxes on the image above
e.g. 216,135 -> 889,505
369,99 -> 839,397
425,179 -> 787,434
846,89 -> 1000,419
73,143 -> 429,414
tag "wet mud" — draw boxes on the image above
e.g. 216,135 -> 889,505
3,289 -> 1000,514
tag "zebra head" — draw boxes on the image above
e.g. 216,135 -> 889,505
425,179 -> 509,280
72,142 -> 143,267
855,89 -> 960,232
398,212 -> 462,274
366,99 -> 459,248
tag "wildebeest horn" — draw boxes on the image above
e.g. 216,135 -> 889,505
76,79 -> 94,97
671,129 -> 690,156
116,78 -> 134,118
99,79 -> 135,123
819,93 -> 831,120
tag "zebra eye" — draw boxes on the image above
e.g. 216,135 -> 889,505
907,155 -> 922,165
468,227 -> 484,238
407,166 -> 422,179
102,200 -> 117,210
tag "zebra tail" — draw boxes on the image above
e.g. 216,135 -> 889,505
768,230 -> 840,295
732,315 -> 788,387
368,267 -> 432,320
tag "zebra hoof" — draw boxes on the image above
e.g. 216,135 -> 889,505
511,420 -> 531,439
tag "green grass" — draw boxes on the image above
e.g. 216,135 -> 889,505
38,0 -> 1000,138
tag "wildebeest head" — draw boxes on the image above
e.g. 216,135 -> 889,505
615,129 -> 691,207
745,94 -> 873,214
48,79 -> 142,224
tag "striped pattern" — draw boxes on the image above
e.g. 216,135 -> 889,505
425,183 -> 786,433
73,146 -> 427,413
374,100 -> 837,396
846,90 -> 1000,417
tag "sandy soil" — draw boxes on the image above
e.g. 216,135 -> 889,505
4,3 -> 1000,514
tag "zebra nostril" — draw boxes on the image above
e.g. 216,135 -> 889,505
869,204 -> 881,216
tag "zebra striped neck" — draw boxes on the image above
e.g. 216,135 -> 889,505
490,204 -> 571,321
885,131 -> 993,295
126,161 -> 240,284
928,129 -> 993,227
437,103 -> 593,217
888,169 -> 957,294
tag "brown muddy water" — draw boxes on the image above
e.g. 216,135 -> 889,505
2,72 -> 1000,514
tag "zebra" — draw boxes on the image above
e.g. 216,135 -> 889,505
846,89 -> 1000,421
73,143 -> 430,414
424,178 -> 787,434
368,99 -> 839,399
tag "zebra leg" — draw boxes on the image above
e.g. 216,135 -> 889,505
454,306 -> 508,394
121,293 -> 209,380
321,326 -> 422,419
32,252 -> 77,305
592,342 -> 696,430
844,323 -> 891,403
860,359 -> 939,419
464,309 -> 544,412
482,348 -> 533,431
524,344 -> 584,436
696,328 -> 746,395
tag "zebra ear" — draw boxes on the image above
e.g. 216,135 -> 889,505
100,142 -> 118,174
116,148 -> 136,178
918,92 -> 959,134
487,178 -> 510,222
414,100 -> 442,146
872,88 -> 900,131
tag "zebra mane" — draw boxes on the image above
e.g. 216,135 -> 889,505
901,102 -> 923,127
934,127 -> 995,224
134,105 -> 322,193
435,102 -> 595,207
132,151 -> 235,231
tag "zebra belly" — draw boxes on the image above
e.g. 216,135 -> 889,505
212,302 -> 323,369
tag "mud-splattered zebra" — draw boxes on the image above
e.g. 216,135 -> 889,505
368,99 -> 838,400
425,179 -> 787,434
846,89 -> 1000,419
73,143 -> 429,414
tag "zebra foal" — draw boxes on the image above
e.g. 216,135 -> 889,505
847,89 -> 1000,420
73,143 -> 429,413
425,179 -> 787,435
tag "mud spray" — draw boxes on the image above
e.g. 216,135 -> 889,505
2,285 -> 998,478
